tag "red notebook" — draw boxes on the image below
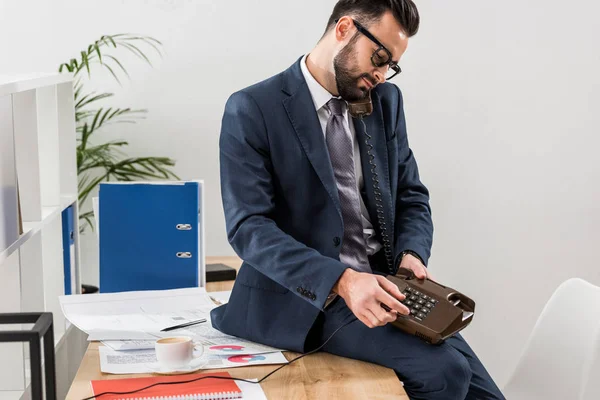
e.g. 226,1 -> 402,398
90,371 -> 243,399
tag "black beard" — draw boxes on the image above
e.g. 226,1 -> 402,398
333,39 -> 371,102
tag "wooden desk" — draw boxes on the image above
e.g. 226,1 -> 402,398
66,257 -> 408,399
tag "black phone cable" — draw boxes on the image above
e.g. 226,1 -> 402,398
81,316 -> 358,400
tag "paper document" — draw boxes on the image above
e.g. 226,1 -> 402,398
88,331 -> 162,341
102,340 -> 156,351
99,346 -> 288,374
61,286 -> 283,357
178,322 -> 282,356
98,324 -> 282,354
59,287 -> 215,338
236,379 -> 268,400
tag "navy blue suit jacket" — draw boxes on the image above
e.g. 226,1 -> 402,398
211,57 -> 433,353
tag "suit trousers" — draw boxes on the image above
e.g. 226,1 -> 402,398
305,296 -> 506,400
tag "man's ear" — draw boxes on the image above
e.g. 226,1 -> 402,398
334,16 -> 355,42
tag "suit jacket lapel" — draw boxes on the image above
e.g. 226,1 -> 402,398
353,90 -> 394,245
282,60 -> 342,220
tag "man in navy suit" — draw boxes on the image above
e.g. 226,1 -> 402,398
212,1 -> 505,398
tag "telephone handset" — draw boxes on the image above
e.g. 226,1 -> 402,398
347,92 -> 476,344
347,96 -> 373,118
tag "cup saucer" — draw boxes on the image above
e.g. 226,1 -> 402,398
148,357 -> 207,375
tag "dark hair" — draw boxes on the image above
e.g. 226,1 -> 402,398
324,0 -> 420,37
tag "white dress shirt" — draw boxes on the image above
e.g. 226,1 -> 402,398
300,54 -> 382,256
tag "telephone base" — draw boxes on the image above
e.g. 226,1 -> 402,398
383,268 -> 475,345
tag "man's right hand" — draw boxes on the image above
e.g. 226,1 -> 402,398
332,268 -> 410,328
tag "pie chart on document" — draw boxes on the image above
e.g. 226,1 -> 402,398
227,354 -> 267,364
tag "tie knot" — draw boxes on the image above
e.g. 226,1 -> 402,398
327,98 -> 346,116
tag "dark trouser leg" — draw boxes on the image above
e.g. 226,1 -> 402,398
307,298 -> 505,400
443,334 -> 505,400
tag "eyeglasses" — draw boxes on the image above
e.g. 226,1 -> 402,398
335,18 -> 402,81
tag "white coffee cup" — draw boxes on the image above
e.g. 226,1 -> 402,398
155,336 -> 203,369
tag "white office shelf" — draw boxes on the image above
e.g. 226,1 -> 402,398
0,73 -> 87,399
0,74 -> 73,97
0,195 -> 77,266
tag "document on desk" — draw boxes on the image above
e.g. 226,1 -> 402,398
98,346 -> 288,374
175,320 -> 283,355
236,379 -> 268,400
98,318 -> 284,354
61,286 -> 284,355
59,287 -> 216,339
102,339 -> 156,351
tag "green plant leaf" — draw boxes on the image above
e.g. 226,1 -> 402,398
75,110 -> 96,122
75,92 -> 113,110
78,211 -> 96,233
81,51 -> 91,76
94,43 -> 102,63
119,42 -> 153,66
61,34 -> 162,84
121,36 -> 163,56
78,173 -> 90,191
76,107 -> 146,134
103,62 -> 122,86
74,79 -> 84,105
78,140 -> 129,172
80,123 -> 90,149
59,33 -> 174,232
77,156 -> 179,206
105,55 -> 130,79
102,35 -> 117,47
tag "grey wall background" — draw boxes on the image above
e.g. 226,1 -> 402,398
2,0 -> 599,388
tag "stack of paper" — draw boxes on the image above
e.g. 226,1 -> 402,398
59,287 -> 288,375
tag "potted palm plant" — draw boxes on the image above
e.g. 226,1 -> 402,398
59,34 -> 179,233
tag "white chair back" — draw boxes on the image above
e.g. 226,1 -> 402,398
503,278 -> 600,400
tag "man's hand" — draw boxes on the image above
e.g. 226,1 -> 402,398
333,269 -> 410,328
399,253 -> 433,280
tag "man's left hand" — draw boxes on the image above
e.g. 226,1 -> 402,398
399,254 -> 432,280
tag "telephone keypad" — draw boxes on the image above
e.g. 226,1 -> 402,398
401,286 -> 437,321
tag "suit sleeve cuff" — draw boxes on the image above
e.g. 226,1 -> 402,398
297,263 -> 347,311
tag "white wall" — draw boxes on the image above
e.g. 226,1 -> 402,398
404,0 -> 600,387
2,0 -> 600,389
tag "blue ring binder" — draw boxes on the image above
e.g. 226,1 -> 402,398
98,181 -> 205,293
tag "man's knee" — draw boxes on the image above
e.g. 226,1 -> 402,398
400,349 -> 472,399
442,353 -> 472,398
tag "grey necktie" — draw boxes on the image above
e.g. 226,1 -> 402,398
325,98 -> 371,274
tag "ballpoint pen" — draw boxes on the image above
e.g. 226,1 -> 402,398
160,318 -> 207,332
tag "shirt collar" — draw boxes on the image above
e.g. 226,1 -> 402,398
300,54 -> 338,112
